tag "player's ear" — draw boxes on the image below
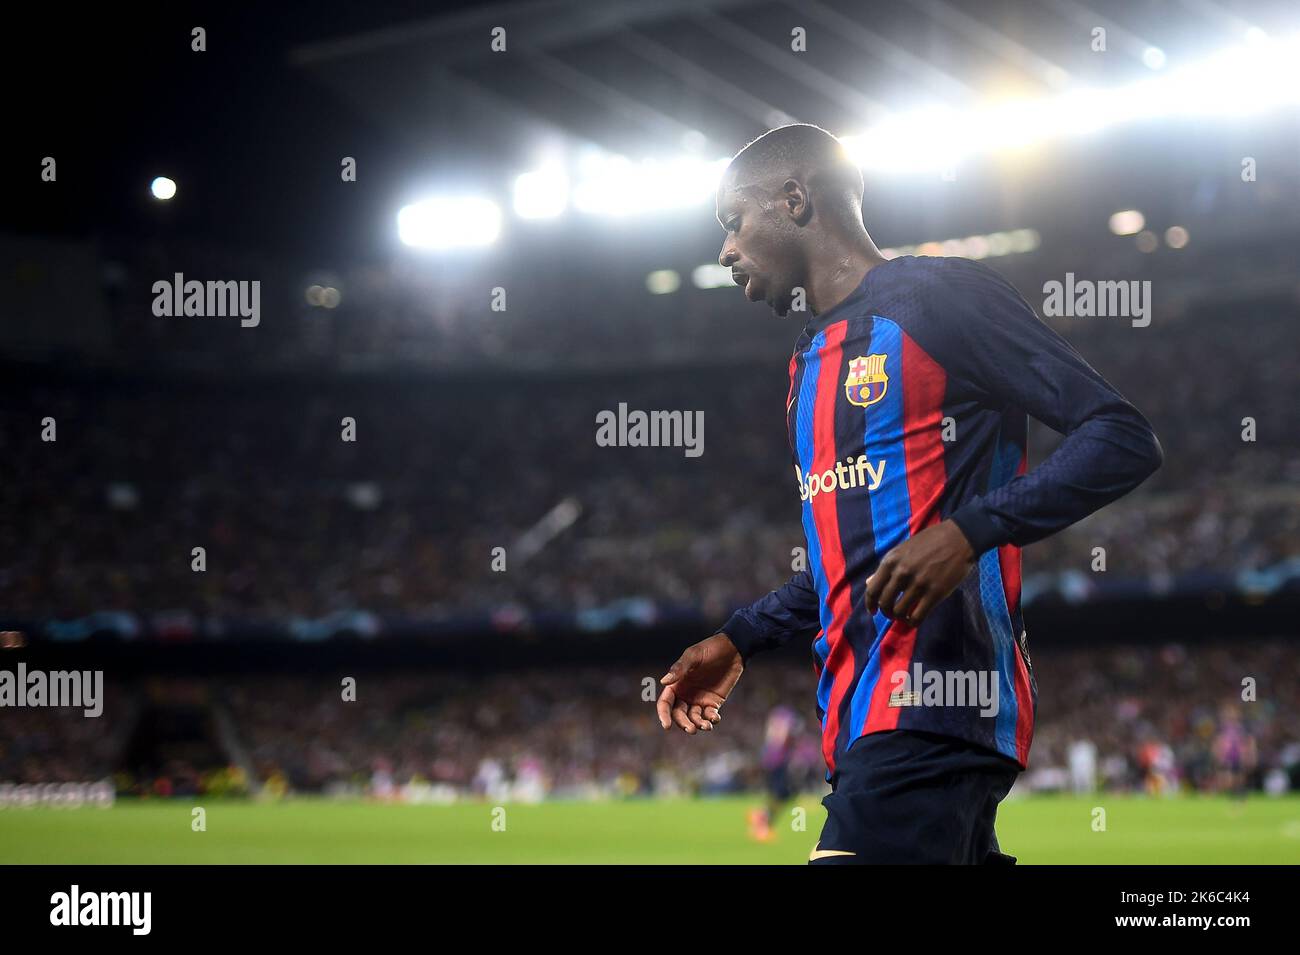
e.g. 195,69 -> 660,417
781,178 -> 812,225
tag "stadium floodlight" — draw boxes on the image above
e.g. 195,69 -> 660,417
1109,210 -> 1145,236
1006,228 -> 1041,254
830,33 -> 1300,178
645,270 -> 681,294
880,227 -> 1038,261
397,196 -> 502,250
513,166 -> 569,220
500,33 -> 1300,220
841,106 -> 971,176
573,155 -> 729,217
985,232 -> 1013,256
965,98 -> 1061,152
150,176 -> 177,200
1165,226 -> 1190,249
692,263 -> 735,289
1096,34 -> 1300,124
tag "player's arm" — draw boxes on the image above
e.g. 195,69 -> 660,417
720,568 -> 821,660
657,570 -> 820,735
866,259 -> 1163,623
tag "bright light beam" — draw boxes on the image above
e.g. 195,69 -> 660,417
397,196 -> 502,250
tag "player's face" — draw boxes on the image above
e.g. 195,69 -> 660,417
716,181 -> 804,318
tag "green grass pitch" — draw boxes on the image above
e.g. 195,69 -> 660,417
2,795 -> 1298,864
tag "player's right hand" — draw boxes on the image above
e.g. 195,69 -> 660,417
657,633 -> 744,735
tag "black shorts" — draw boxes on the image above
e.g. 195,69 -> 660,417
810,729 -> 1021,865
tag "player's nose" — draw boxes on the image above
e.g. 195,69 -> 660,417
718,242 -> 738,269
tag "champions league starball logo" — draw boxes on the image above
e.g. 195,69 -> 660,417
845,354 -> 889,408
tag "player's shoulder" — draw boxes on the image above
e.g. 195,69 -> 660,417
893,254 -> 1013,293
868,254 -> 998,294
886,255 -> 1030,320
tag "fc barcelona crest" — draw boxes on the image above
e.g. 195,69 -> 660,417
845,354 -> 888,408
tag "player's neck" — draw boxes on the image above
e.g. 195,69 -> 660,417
807,238 -> 886,316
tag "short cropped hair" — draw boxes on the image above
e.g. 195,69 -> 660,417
724,123 -> 864,215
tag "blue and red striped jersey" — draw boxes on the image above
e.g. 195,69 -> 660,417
722,255 -> 1162,774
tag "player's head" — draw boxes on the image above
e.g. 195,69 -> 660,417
716,124 -> 865,317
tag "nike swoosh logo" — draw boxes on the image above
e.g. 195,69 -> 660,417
809,848 -> 857,861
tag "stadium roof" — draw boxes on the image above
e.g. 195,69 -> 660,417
289,0 -> 1298,164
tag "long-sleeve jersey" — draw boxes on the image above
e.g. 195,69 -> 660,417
721,255 -> 1162,775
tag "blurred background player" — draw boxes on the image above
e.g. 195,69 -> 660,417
748,704 -> 799,841
1214,705 -> 1258,803
1068,737 -> 1098,795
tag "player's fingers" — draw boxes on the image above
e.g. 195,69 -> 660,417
672,699 -> 697,735
655,685 -> 676,729
691,694 -> 724,723
875,569 -> 910,618
903,591 -> 939,626
864,563 -> 890,613
891,581 -> 924,621
688,703 -> 711,731
660,647 -> 697,685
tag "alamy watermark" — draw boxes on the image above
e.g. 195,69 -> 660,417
887,663 -> 999,717
50,885 -> 151,935
0,664 -> 103,717
1042,273 -> 1151,327
152,272 -> 260,327
596,403 -> 703,457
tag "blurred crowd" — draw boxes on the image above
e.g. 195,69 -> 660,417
1027,641 -> 1299,795
2,640 -> 1297,799
1,289 -> 1297,625
221,640 -> 1300,799
69,193 -> 1300,377
0,685 -> 133,789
